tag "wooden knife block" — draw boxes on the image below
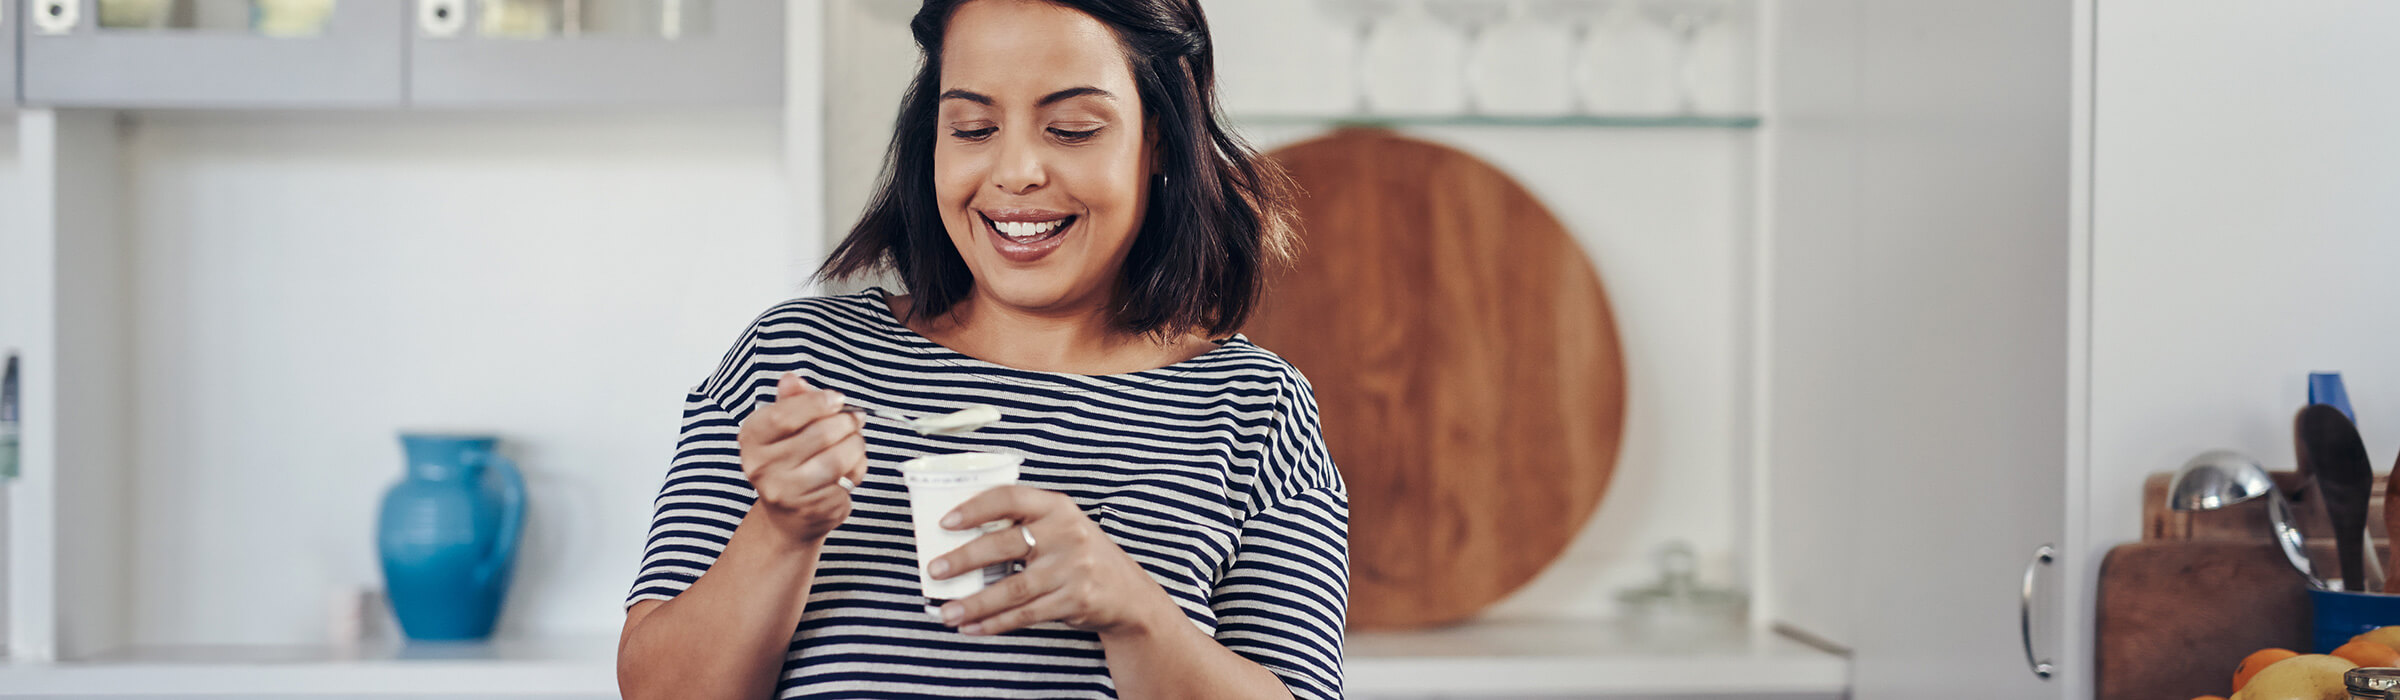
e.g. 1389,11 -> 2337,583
2099,471 -> 2390,700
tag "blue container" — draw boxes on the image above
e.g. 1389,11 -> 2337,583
2309,588 -> 2400,652
2310,371 -> 2357,423
379,433 -> 526,641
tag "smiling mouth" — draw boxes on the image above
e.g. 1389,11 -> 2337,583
983,214 -> 1076,245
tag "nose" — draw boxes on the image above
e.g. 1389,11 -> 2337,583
989,128 -> 1047,196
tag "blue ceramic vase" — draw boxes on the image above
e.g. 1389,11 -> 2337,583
379,433 -> 526,641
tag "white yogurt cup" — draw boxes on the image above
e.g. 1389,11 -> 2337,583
898,452 -> 1023,615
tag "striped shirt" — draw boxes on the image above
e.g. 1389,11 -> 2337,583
628,290 -> 1350,699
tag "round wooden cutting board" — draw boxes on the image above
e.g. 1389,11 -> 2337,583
1247,129 -> 1626,629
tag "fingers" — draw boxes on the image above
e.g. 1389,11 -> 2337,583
738,373 -> 846,450
942,566 -> 1074,635
960,586 -> 1081,637
941,484 -> 1063,531
753,428 -> 866,506
930,519 -> 1039,581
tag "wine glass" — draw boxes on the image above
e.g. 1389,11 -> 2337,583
1423,0 -> 1512,114
1640,0 -> 1728,115
1319,0 -> 1401,115
1528,0 -> 1617,114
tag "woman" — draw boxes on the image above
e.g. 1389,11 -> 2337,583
615,1 -> 1348,698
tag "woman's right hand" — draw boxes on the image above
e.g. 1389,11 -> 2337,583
736,372 -> 869,550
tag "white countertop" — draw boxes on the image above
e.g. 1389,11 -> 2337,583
0,619 -> 1847,697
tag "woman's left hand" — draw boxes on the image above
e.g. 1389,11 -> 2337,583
929,485 -> 1180,638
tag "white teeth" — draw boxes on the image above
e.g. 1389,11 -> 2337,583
993,218 -> 1065,240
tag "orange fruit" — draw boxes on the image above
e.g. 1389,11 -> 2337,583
2359,626 -> 2400,652
2235,648 -> 2301,692
2334,639 -> 2400,668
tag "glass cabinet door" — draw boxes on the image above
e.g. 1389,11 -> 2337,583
408,0 -> 781,107
20,0 -> 404,107
3,1 -> 19,105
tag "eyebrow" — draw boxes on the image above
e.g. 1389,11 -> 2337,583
939,86 -> 1117,107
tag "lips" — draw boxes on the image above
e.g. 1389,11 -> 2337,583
980,212 -> 1076,264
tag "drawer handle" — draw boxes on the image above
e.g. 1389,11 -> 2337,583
2021,544 -> 2056,680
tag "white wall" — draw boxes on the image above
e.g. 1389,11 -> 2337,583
2090,2 -> 2400,561
823,0 -> 1763,619
118,112 -> 802,646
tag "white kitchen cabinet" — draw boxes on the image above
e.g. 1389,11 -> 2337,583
3,1 -> 20,104
12,0 -> 779,109
1760,0 -> 2088,698
407,0 -> 783,108
20,0 -> 407,108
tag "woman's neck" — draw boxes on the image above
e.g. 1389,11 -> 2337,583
893,290 -> 1213,375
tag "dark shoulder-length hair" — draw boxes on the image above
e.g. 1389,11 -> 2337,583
817,0 -> 1300,340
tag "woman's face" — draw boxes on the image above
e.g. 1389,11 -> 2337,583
933,0 -> 1154,316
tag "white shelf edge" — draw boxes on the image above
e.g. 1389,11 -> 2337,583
0,654 -> 1848,698
0,660 -> 618,696
1345,653 -> 1848,696
0,622 -> 1852,697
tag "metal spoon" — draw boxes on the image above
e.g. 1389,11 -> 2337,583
2170,449 -> 2326,590
842,403 -> 1002,436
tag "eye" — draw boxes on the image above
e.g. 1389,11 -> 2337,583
951,126 -> 997,142
1049,127 -> 1101,144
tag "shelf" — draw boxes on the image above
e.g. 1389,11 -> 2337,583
1233,113 -> 1765,130
0,634 -> 621,696
408,0 -> 784,108
20,0 -> 406,108
0,619 -> 1847,698
1344,619 -> 1849,698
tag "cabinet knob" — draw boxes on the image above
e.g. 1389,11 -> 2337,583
33,0 -> 78,35
419,0 -> 466,38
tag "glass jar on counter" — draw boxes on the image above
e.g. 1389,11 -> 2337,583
2348,667 -> 2400,699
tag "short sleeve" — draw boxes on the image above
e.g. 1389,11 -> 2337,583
625,388 -> 759,608
1210,370 -> 1350,700
626,306 -> 781,608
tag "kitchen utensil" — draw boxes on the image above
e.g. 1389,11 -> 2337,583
2167,449 -> 2324,590
843,403 -> 1001,436
2313,371 -> 2358,423
2300,403 -> 2379,592
1249,129 -> 1626,629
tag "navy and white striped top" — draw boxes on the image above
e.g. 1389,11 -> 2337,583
628,290 -> 1350,699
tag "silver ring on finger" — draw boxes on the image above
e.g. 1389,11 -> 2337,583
1018,524 -> 1038,560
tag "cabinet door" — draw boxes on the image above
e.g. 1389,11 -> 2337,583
1766,0 -> 2078,698
407,0 -> 781,107
19,0 -> 404,108
3,1 -> 18,104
